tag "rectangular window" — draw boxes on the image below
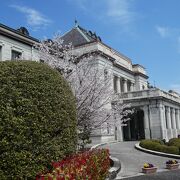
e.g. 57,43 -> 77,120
11,50 -> 22,60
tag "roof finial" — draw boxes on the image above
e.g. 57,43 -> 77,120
75,19 -> 78,27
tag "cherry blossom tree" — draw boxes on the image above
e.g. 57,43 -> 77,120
37,35 -> 134,148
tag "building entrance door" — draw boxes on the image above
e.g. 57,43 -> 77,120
123,109 -> 145,141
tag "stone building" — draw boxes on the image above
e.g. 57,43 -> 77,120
0,23 -> 39,61
62,23 -> 180,143
1,22 -> 180,143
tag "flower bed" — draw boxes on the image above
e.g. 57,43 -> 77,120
36,149 -> 110,180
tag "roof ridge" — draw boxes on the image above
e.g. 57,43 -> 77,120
77,25 -> 102,42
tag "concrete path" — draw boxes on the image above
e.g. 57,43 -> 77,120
100,141 -> 180,179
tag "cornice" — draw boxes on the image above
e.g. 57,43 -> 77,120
0,23 -> 39,45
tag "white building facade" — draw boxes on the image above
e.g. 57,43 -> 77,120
0,23 -> 39,61
62,24 -> 180,143
1,22 -> 180,143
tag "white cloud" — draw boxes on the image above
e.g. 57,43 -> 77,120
106,0 -> 135,25
67,0 -> 136,28
156,26 -> 180,53
156,26 -> 170,38
11,5 -> 52,30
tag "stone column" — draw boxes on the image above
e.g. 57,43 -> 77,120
166,106 -> 172,139
177,109 -> 180,136
143,105 -> 150,139
159,104 -> 167,140
116,125 -> 123,141
176,109 -> 180,130
123,78 -> 127,92
130,82 -> 134,92
166,107 -> 172,129
171,108 -> 176,129
116,77 -> 121,93
171,108 -> 177,137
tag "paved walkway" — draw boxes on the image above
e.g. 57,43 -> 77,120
100,141 -> 180,179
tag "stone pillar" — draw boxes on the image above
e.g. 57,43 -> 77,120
177,109 -> 180,136
176,109 -> 180,129
166,107 -> 172,129
127,121 -> 131,140
116,125 -> 123,141
130,82 -> 134,92
175,109 -> 180,129
166,106 -> 173,139
159,104 -> 167,140
175,109 -> 180,136
172,108 -> 177,137
143,105 -> 150,139
171,108 -> 176,129
116,77 -> 121,93
123,78 -> 127,92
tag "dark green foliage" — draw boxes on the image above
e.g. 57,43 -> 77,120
168,138 -> 180,147
168,138 -> 180,152
0,61 -> 77,179
140,139 -> 179,155
78,126 -> 92,150
162,146 -> 179,155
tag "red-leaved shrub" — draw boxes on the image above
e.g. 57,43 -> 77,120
36,149 -> 110,180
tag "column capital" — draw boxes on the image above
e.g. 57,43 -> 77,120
165,106 -> 170,112
171,108 -> 175,114
175,109 -> 179,114
143,105 -> 148,111
122,78 -> 127,82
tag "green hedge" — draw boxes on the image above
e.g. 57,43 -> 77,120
0,61 -> 77,179
168,138 -> 180,149
140,139 -> 179,155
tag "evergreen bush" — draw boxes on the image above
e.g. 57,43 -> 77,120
168,138 -> 180,147
140,139 -> 179,155
0,61 -> 77,179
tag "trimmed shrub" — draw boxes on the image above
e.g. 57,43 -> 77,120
36,149 -> 110,179
0,61 -> 77,179
140,139 -> 179,155
163,146 -> 179,155
168,138 -> 180,148
140,139 -> 163,150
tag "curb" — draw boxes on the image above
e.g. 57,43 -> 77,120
90,141 -> 118,150
108,156 -> 121,180
90,141 -> 121,180
135,142 -> 180,159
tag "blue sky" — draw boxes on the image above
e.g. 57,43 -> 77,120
1,0 -> 180,92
